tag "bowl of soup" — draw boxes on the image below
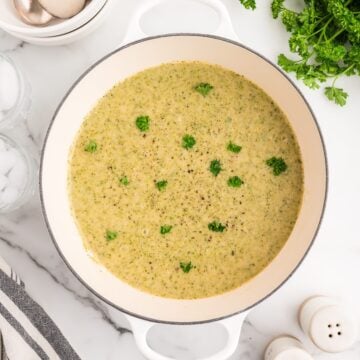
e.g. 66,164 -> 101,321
68,60 -> 304,300
40,33 -> 327,358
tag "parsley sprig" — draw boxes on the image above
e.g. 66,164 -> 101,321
84,140 -> 97,153
180,261 -> 194,273
182,134 -> 196,149
227,141 -> 242,153
209,159 -> 222,177
266,157 -> 288,176
136,115 -> 150,132
228,176 -> 244,187
156,180 -> 168,191
105,230 -> 118,241
119,176 -> 129,186
194,83 -> 213,96
239,0 -> 256,10
239,0 -> 360,106
208,221 -> 227,232
160,225 -> 172,235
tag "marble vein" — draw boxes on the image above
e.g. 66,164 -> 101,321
0,235 -> 131,336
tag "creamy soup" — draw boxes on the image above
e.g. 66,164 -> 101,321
69,61 -> 303,299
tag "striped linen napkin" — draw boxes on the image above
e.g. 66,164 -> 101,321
0,256 -> 80,360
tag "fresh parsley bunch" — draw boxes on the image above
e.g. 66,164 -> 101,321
240,0 -> 360,106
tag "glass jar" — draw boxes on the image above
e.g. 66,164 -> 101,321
0,134 -> 36,213
0,54 -> 31,131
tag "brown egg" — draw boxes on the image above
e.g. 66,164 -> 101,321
13,0 -> 53,26
38,0 -> 86,19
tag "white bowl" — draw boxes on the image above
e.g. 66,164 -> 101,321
5,0 -> 112,46
0,0 -> 107,38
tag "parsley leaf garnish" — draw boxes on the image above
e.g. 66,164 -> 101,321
135,115 -> 150,132
160,225 -> 172,235
119,176 -> 129,186
194,83 -> 213,96
156,180 -> 168,191
208,221 -> 226,232
209,159 -> 222,177
227,141 -> 242,153
180,261 -> 194,273
227,176 -> 244,188
105,230 -> 118,241
182,134 -> 196,149
239,0 -> 256,10
84,140 -> 97,153
266,157 -> 288,176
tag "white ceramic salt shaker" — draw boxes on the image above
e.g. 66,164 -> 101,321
299,296 -> 358,353
0,54 -> 31,130
0,134 -> 36,213
265,336 -> 313,360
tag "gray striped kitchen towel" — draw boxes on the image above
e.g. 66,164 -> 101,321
0,256 -> 80,360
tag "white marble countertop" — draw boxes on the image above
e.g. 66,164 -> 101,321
0,0 -> 360,359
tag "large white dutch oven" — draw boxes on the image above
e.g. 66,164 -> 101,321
40,0 -> 327,358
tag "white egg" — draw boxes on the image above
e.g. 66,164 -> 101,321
0,186 -> 19,205
0,174 -> 8,191
0,59 -> 20,112
38,0 -> 86,19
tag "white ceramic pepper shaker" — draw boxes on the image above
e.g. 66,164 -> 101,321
265,336 -> 313,360
299,296 -> 358,353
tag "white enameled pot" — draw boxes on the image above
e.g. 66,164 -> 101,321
40,0 -> 327,359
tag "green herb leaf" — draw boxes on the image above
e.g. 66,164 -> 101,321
227,141 -> 242,153
266,157 -> 288,176
271,0 -> 284,18
209,159 -> 222,177
194,83 -> 213,96
269,0 -> 359,106
156,180 -> 168,191
182,134 -> 196,149
84,140 -> 97,153
180,261 -> 194,273
327,0 -> 360,43
160,225 -> 173,235
346,47 -> 360,67
280,9 -> 299,31
315,43 -> 347,63
227,176 -> 244,188
277,54 -> 301,73
135,115 -> 150,132
119,176 -> 129,186
208,221 -> 226,232
105,230 -> 118,241
324,87 -> 348,106
239,0 -> 256,10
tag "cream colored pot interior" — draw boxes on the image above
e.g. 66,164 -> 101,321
41,35 -> 327,323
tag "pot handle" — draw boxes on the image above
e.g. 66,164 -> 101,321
124,312 -> 248,360
122,0 -> 238,45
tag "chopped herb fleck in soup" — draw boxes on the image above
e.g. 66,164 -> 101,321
69,61 -> 303,299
